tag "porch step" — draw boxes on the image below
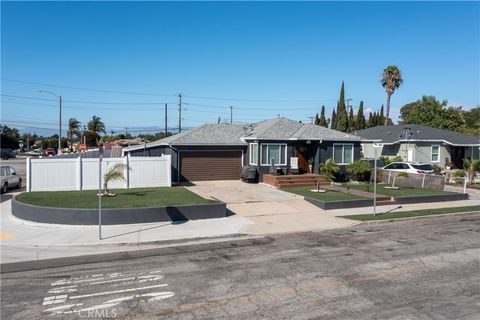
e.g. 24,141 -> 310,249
278,181 -> 330,188
263,174 -> 328,188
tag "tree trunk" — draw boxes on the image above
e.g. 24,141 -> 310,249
103,181 -> 108,195
385,93 -> 391,125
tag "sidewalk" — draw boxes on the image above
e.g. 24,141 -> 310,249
2,193 -> 478,264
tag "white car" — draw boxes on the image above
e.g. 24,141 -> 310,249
0,165 -> 22,194
382,162 -> 434,174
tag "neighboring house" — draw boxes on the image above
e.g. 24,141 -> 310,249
357,124 -> 480,168
123,117 -> 362,183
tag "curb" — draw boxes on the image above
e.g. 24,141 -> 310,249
0,234 -> 270,274
361,210 -> 480,225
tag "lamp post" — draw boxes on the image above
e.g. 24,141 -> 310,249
36,90 -> 62,154
372,143 -> 383,216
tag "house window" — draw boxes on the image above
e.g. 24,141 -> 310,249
249,143 -> 258,165
473,147 -> 480,160
260,144 -> 287,165
333,144 -> 354,164
431,145 -> 440,162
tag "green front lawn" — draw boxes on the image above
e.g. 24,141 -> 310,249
282,186 -> 367,201
345,184 -> 457,198
16,187 -> 216,209
343,205 -> 480,221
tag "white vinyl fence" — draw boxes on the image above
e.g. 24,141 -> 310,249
26,155 -> 171,192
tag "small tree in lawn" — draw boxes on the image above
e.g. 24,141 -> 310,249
320,158 -> 339,184
463,158 -> 480,185
102,163 -> 131,196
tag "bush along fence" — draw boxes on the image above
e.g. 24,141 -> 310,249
26,155 -> 171,192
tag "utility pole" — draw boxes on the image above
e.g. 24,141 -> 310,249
307,116 -> 315,124
346,98 -> 352,111
83,125 -> 86,145
178,93 -> 182,133
59,95 -> 62,154
164,103 -> 168,137
229,106 -> 233,124
124,126 -> 128,137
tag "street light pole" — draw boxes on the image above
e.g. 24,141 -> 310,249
36,90 -> 62,154
372,143 -> 383,217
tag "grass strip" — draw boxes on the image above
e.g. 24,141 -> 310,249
343,205 -> 480,221
16,187 -> 216,209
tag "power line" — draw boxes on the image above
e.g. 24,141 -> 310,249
2,79 -> 175,97
1,94 -> 175,106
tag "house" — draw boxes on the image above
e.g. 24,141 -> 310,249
356,124 -> 480,168
123,117 -> 362,183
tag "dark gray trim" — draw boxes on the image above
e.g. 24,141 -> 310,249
394,193 -> 469,204
304,196 -> 373,210
11,197 -> 226,225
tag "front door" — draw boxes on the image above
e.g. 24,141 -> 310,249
451,147 -> 465,169
295,145 -> 310,174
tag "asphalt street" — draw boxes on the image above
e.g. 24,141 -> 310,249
1,213 -> 480,319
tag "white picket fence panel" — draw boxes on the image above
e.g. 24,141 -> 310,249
26,155 -> 171,192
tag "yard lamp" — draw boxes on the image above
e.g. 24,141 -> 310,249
35,90 -> 62,155
372,143 -> 384,216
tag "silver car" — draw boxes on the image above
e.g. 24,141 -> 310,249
1,165 -> 22,194
382,162 -> 434,174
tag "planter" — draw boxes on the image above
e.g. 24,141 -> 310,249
11,196 -> 227,225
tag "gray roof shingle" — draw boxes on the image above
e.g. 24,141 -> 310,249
356,124 -> 480,146
124,117 -> 361,151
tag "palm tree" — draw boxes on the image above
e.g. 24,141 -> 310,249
87,115 -> 106,145
347,160 -> 372,181
381,65 -> 403,125
101,163 -> 131,196
463,158 -> 480,185
67,118 -> 81,151
319,158 -> 339,183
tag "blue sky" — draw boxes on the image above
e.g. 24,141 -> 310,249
1,1 -> 479,136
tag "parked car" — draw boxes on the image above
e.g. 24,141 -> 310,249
0,148 -> 15,160
44,148 -> 56,157
0,165 -> 22,194
382,162 -> 434,174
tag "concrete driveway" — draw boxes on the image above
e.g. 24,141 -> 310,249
186,180 -> 299,203
186,181 -> 359,234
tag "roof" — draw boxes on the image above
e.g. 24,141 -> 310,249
124,118 -> 361,151
356,124 -> 480,146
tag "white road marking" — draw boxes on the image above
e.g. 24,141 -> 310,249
88,275 -> 163,285
42,270 -> 174,316
69,283 -> 168,299
51,273 -> 124,286
42,295 -> 67,305
48,285 -> 78,294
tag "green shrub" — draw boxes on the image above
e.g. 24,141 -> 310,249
347,160 -> 372,181
452,169 -> 465,177
319,158 -> 339,182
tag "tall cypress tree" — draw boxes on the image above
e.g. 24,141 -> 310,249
347,107 -> 355,132
379,105 -> 385,125
367,112 -> 373,128
331,109 -> 337,129
319,105 -> 328,127
314,113 -> 320,125
335,82 -> 348,132
355,101 -> 366,130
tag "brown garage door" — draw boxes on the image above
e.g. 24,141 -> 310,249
180,151 -> 242,181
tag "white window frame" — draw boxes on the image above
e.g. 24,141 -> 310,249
260,143 -> 287,166
431,145 -> 440,163
249,143 -> 258,165
332,143 -> 354,165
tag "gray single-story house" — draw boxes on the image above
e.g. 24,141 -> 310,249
124,118 -> 362,183
356,124 -> 480,168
